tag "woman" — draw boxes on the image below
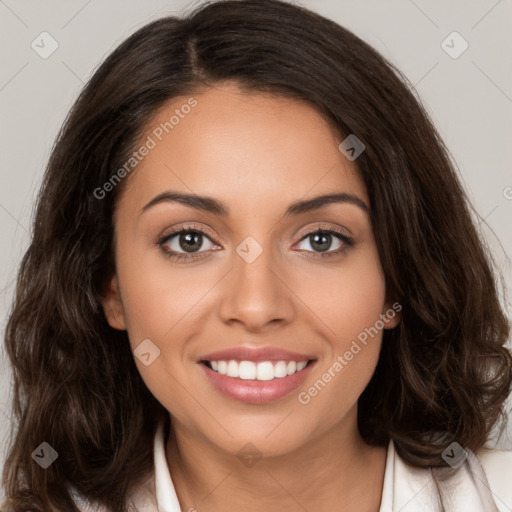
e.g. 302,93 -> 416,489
2,1 -> 512,511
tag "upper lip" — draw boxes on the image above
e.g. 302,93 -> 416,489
197,346 -> 315,363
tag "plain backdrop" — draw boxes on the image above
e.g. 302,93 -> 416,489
1,0 -> 511,496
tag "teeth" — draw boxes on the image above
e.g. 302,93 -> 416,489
226,360 -> 239,378
274,361 -> 288,378
286,361 -> 296,375
239,361 -> 256,380
256,362 -> 274,381
208,359 -> 310,380
297,361 -> 307,371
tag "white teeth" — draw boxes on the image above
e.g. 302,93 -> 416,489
286,361 -> 297,375
207,359 -> 310,380
274,361 -> 288,378
226,360 -> 239,378
256,362 -> 274,381
239,361 -> 256,380
296,361 -> 307,371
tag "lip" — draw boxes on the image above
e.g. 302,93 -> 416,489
197,345 -> 314,363
198,359 -> 316,404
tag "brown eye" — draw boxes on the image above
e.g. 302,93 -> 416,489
295,228 -> 353,258
158,228 -> 217,260
175,231 -> 204,253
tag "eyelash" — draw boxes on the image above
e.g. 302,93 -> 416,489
156,224 -> 354,262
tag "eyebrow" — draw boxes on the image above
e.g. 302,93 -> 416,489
141,190 -> 369,217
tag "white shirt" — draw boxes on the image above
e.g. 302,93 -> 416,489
73,418 -> 512,511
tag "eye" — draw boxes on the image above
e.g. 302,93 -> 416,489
157,225 -> 218,261
295,227 -> 353,258
156,224 -> 353,262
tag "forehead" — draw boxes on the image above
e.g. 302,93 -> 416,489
119,83 -> 368,214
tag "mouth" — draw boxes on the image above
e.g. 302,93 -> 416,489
196,346 -> 317,404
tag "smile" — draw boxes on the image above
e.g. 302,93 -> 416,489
196,345 -> 317,404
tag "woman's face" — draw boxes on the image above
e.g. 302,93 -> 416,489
102,82 -> 399,456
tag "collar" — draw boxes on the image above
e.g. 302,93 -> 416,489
153,418 -> 182,512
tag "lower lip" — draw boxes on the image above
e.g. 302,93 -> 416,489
199,361 -> 315,404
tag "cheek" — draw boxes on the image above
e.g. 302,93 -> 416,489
114,243 -> 221,409
115,239 -> 215,343
292,250 -> 386,407
293,248 -> 387,343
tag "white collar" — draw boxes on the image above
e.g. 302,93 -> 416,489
150,418 -> 504,512
153,418 -> 182,512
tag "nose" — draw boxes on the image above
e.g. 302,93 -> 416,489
218,238 -> 295,333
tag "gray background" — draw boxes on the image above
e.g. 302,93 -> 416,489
1,0 -> 511,497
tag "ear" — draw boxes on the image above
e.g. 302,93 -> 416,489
381,298 -> 402,329
101,275 -> 127,330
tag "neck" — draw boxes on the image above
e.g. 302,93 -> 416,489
165,407 -> 388,512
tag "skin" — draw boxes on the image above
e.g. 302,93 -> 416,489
102,82 -> 401,512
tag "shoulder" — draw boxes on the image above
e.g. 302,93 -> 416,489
431,444 -> 512,512
475,445 -> 512,512
381,439 -> 512,512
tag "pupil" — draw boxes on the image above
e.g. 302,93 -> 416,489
311,233 -> 330,252
180,232 -> 202,252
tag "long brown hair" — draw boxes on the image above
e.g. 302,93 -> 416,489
3,0 -> 511,510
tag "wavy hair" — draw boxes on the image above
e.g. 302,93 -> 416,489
3,0 -> 511,510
